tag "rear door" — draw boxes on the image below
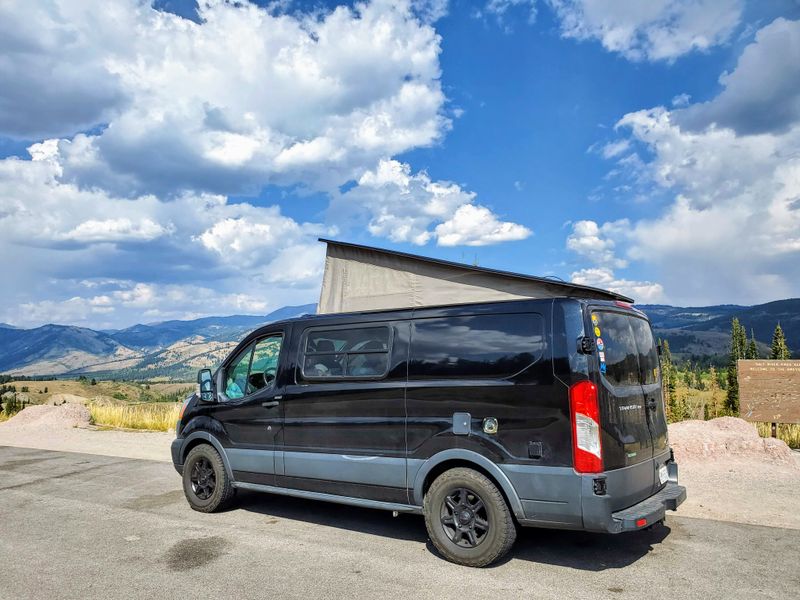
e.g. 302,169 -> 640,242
588,309 -> 657,470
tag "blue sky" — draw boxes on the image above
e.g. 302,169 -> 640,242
1,0 -> 799,328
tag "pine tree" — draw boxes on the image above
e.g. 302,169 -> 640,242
746,329 -> 758,359
770,323 -> 791,360
725,318 -> 746,414
660,339 -> 679,420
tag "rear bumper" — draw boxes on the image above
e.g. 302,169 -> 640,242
606,482 -> 686,532
507,450 -> 686,532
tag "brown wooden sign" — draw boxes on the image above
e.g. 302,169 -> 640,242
738,359 -> 800,424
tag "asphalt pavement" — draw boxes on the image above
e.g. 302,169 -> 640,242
0,445 -> 797,600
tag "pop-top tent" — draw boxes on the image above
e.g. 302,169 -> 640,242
317,239 -> 632,315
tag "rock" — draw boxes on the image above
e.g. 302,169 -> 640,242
669,416 -> 796,467
0,404 -> 91,430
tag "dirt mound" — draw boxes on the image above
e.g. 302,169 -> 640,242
49,393 -> 90,405
669,417 -> 797,466
1,404 -> 91,431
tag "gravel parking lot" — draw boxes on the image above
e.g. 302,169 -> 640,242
1,445 -> 798,600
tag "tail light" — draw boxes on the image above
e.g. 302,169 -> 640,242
570,380 -> 603,473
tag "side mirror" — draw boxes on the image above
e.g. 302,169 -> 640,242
198,368 -> 214,402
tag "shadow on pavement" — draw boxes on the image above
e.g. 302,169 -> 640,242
234,489 -> 671,570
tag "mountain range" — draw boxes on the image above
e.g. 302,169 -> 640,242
0,299 -> 797,379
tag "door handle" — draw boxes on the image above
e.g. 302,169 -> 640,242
261,400 -> 280,408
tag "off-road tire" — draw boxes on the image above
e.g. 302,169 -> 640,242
182,444 -> 235,513
424,467 -> 517,567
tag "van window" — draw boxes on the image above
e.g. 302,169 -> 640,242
591,311 -> 659,386
248,335 -> 282,393
409,314 -> 544,379
225,344 -> 252,399
224,334 -> 283,399
301,326 -> 391,379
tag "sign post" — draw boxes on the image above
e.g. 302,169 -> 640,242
738,360 -> 800,432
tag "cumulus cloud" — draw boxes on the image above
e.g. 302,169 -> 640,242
570,267 -> 664,303
566,219 -> 629,269
0,0 -> 538,328
0,0 -> 449,196
565,219 -> 663,302
0,145 -> 328,327
548,0 -> 744,62
435,204 -> 531,246
585,19 -> 800,305
675,18 -> 800,135
335,159 -> 531,246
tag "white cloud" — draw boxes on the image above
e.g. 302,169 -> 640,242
548,0 -> 744,62
0,146 -> 326,327
671,93 -> 691,107
8,283 -> 285,329
62,218 -> 173,244
435,204 -> 532,246
587,19 -> 800,305
676,18 -> 800,135
570,267 -> 664,303
0,0 -> 449,196
600,139 -> 630,159
336,159 -> 531,246
566,219 -> 629,268
565,219 -> 662,302
481,1 -> 538,28
0,1 -> 534,329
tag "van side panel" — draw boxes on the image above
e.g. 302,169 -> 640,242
405,301 -> 572,469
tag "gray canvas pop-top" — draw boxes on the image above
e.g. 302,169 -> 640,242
316,238 -> 632,315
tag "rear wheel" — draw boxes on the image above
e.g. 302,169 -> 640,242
424,467 -> 516,567
182,444 -> 234,513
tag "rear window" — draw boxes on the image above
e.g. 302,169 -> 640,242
409,313 -> 544,379
591,311 -> 659,386
301,326 -> 391,380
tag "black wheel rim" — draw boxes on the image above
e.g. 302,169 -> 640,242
440,487 -> 490,548
190,457 -> 216,500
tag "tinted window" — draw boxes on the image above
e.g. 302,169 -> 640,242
630,317 -> 659,384
592,311 -> 658,386
410,314 -> 544,379
301,326 -> 391,379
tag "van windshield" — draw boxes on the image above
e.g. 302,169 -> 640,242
591,311 -> 659,387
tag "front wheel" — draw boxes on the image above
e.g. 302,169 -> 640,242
182,444 -> 235,513
423,467 -> 517,567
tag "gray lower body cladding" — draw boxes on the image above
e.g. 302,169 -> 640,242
501,450 -> 685,532
172,436 -> 685,533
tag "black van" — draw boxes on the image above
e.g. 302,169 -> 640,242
171,298 -> 685,567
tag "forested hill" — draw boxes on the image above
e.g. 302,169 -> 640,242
639,298 -> 800,363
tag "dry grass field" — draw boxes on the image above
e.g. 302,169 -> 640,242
3,379 -> 191,431
89,403 -> 181,432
